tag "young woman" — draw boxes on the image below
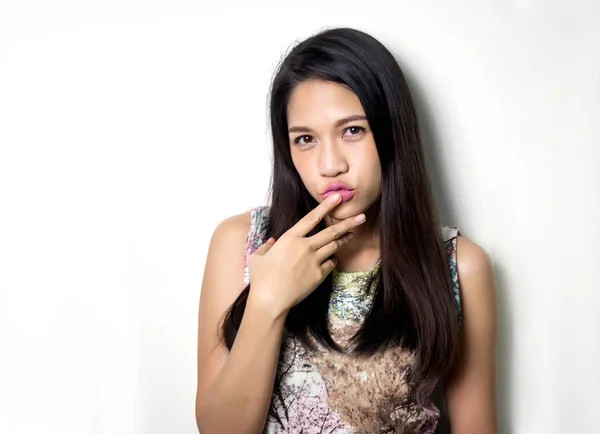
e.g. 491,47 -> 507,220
195,27 -> 497,433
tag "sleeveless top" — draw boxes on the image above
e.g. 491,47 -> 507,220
243,206 -> 462,434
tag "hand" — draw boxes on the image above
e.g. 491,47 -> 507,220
247,193 -> 367,317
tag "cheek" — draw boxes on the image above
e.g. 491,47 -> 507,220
291,153 -> 315,190
290,151 -> 305,176
362,150 -> 382,197
359,146 -> 381,179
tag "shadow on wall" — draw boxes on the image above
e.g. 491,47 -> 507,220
403,58 -> 513,433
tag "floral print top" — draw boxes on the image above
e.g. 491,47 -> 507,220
243,206 -> 462,434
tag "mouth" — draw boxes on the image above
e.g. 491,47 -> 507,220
321,183 -> 355,202
322,190 -> 355,202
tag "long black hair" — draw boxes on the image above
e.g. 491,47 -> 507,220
220,27 -> 459,407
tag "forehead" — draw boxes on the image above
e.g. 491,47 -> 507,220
286,79 -> 365,124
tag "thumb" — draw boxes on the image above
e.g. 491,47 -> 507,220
253,237 -> 276,255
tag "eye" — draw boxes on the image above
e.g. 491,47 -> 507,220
343,126 -> 366,137
293,135 -> 314,145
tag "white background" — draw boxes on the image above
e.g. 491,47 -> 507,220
1,1 -> 599,433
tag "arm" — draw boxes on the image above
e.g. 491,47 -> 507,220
195,212 -> 285,434
195,197 -> 363,433
446,236 -> 498,433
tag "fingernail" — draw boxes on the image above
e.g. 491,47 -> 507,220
355,214 -> 366,222
330,193 -> 341,203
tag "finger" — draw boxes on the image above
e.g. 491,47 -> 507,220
253,237 -> 276,255
288,192 -> 344,237
309,213 -> 366,250
319,258 -> 337,278
315,231 -> 355,262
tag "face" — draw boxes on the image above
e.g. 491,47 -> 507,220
287,79 -> 382,222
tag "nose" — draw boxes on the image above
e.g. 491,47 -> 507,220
317,140 -> 349,178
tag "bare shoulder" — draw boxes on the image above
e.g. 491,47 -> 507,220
200,210 -> 252,309
455,235 -> 495,297
454,235 -> 497,337
210,211 -> 252,249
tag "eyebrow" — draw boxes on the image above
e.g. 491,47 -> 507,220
288,114 -> 367,133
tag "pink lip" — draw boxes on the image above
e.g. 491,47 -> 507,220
323,182 -> 352,193
321,182 -> 355,202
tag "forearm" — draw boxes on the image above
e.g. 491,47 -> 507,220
196,297 -> 287,434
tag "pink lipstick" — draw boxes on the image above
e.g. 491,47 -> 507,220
322,182 -> 355,202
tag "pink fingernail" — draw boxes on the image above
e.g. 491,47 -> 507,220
330,193 -> 341,203
355,214 -> 366,222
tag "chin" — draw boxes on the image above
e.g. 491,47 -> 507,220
327,200 -> 365,221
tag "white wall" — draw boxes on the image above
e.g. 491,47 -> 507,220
1,1 -> 598,433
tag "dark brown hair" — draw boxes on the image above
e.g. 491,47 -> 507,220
220,27 -> 459,410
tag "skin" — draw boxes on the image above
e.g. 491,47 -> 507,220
195,78 -> 498,433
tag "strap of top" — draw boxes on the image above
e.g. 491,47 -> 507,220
243,206 -> 270,286
443,226 -> 462,326
243,205 -> 462,323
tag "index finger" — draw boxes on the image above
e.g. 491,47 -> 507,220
289,192 -> 343,236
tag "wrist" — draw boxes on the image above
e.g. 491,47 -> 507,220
246,287 -> 289,323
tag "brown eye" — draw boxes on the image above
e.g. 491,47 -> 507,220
294,135 -> 314,145
344,126 -> 366,136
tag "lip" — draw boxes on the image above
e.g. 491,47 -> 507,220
323,182 -> 353,193
323,190 -> 355,202
321,182 -> 355,202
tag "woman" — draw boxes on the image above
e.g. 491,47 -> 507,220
195,27 -> 497,433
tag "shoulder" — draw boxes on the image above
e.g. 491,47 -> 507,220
455,236 -> 495,291
211,211 -> 252,246
210,205 -> 269,240
204,211 -> 252,282
454,235 -> 497,332
208,206 -> 270,280
201,210 -> 254,309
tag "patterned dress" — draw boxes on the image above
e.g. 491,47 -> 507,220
243,206 -> 462,434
